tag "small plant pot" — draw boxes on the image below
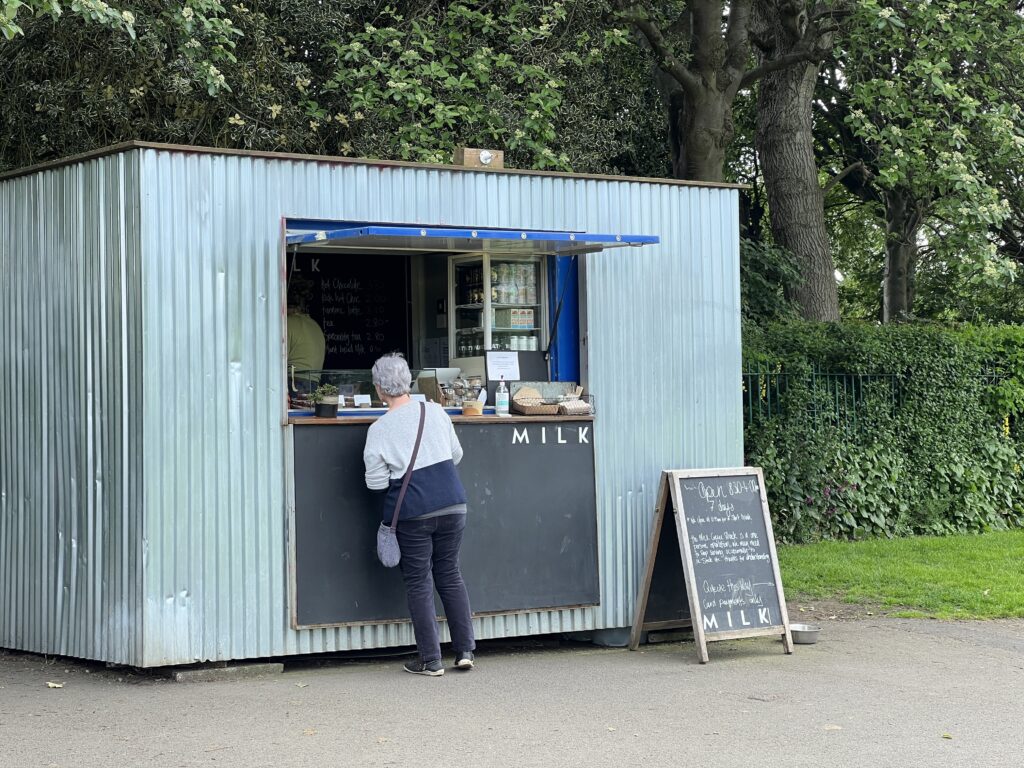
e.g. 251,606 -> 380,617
314,397 -> 339,418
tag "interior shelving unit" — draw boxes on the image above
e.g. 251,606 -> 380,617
448,253 -> 547,359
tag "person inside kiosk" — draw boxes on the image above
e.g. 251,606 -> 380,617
286,272 -> 326,396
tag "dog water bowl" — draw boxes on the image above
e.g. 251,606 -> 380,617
790,623 -> 821,644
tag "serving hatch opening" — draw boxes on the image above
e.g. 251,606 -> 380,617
281,218 -> 660,403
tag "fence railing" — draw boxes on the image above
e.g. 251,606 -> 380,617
742,367 -> 900,431
743,365 -> 1010,432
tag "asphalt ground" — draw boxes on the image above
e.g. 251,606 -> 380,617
1,615 -> 1022,768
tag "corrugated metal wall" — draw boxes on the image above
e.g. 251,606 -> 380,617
1,146 -> 740,666
585,183 -> 743,629
0,153 -> 143,664
135,148 -> 741,666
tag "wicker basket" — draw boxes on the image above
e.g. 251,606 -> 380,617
557,399 -> 594,416
510,397 -> 560,416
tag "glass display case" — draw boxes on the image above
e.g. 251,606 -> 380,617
287,369 -> 425,409
449,254 -> 546,358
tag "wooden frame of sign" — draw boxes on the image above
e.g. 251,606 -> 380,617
629,468 -> 794,663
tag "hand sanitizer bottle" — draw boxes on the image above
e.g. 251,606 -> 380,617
495,376 -> 510,416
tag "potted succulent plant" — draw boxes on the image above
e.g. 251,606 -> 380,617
310,383 -> 340,418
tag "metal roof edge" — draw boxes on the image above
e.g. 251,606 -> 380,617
0,141 -> 143,182
0,140 -> 749,190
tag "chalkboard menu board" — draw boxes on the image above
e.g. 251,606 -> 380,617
630,468 -> 793,663
289,252 -> 411,369
288,419 -> 600,627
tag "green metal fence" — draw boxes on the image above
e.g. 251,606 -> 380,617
743,365 -> 1011,433
742,366 -> 900,431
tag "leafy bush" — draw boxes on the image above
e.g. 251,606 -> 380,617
745,322 -> 1024,543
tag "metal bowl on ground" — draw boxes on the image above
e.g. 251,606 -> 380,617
790,623 -> 821,644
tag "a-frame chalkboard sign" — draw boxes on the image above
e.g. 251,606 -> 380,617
629,468 -> 794,663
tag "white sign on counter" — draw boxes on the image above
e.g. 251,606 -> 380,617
485,351 -> 521,382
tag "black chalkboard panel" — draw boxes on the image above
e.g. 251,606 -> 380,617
640,506 -> 691,626
288,252 -> 411,369
674,472 -> 784,635
630,468 -> 792,662
290,419 -> 600,627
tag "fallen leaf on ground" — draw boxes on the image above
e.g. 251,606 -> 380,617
942,734 -> 953,740
46,682 -> 64,689
303,728 -> 317,736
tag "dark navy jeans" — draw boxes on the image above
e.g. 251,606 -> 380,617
396,513 -> 476,663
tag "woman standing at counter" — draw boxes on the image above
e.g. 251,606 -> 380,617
363,353 -> 477,676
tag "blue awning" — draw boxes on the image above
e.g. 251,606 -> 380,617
284,220 -> 658,255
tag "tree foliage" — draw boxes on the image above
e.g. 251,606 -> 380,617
0,1 -> 667,176
2,0 -> 136,40
4,0 -> 1024,324
818,0 -> 1024,321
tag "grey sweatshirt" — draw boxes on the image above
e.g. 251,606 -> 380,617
363,401 -> 467,521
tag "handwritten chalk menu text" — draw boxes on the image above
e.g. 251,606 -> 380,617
630,468 -> 792,663
677,475 -> 781,634
289,252 -> 411,369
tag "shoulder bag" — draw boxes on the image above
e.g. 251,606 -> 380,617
376,402 -> 426,568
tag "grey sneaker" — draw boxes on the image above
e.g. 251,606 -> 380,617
454,651 -> 474,670
404,659 -> 444,676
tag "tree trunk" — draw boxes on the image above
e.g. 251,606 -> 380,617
752,1 -> 839,321
670,89 -> 731,183
630,0 -> 747,184
882,191 -> 923,322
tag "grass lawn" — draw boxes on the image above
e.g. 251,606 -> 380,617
777,529 -> 1024,619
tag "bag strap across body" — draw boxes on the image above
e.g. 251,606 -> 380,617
389,402 -> 426,530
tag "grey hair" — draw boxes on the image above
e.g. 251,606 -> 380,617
371,352 -> 412,397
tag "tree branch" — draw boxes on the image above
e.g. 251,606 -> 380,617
725,0 -> 753,73
824,161 -> 869,195
739,47 -> 821,89
810,3 -> 855,23
616,4 -> 702,99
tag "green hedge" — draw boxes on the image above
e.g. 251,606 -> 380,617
744,322 -> 1024,543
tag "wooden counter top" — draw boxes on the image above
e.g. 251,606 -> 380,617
289,414 -> 595,426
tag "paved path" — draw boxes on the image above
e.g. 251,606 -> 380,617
2,617 -> 1022,767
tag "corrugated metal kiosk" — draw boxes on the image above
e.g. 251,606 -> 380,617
0,143 -> 742,667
